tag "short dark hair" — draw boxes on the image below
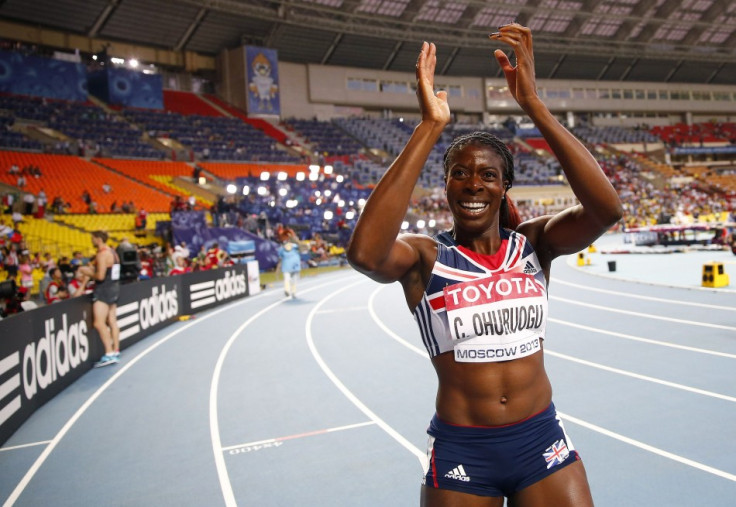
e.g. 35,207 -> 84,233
92,230 -> 108,242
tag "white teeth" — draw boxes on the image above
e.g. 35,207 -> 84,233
460,202 -> 487,209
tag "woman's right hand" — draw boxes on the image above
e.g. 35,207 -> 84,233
416,42 -> 451,126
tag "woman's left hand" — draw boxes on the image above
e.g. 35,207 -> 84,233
491,24 -> 539,111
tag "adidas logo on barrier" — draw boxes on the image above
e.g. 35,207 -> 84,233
444,464 -> 471,482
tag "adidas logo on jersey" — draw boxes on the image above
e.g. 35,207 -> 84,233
523,261 -> 537,274
444,464 -> 471,482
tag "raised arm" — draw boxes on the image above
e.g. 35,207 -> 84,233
492,25 -> 623,259
347,42 -> 450,283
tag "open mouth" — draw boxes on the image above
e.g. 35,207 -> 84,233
458,201 -> 489,215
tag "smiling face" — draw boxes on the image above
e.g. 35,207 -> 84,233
444,143 -> 509,238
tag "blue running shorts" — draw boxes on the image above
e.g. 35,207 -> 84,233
422,403 -> 580,497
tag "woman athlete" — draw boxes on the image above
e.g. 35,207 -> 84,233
347,24 -> 622,506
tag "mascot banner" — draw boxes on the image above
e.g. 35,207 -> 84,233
245,46 -> 280,116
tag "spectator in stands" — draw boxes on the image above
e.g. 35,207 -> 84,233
58,255 -> 74,281
205,242 -> 225,269
68,269 -> 92,297
3,244 -> 18,279
82,189 -> 91,205
78,231 -> 121,368
23,193 -> 35,215
347,26 -> 621,506
70,250 -> 85,268
277,237 -> 301,299
102,182 -> 112,194
135,208 -> 148,231
44,267 -> 69,304
18,253 -> 33,292
36,189 -> 47,218
168,255 -> 191,276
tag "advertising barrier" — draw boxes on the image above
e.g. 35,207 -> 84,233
0,265 -> 253,445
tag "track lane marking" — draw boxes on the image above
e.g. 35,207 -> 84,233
551,295 -> 736,332
552,279 -> 736,312
0,440 -> 51,453
558,412 -> 736,482
546,350 -> 736,403
222,421 -> 376,453
549,318 -> 736,359
209,274 -> 361,507
306,281 -> 428,469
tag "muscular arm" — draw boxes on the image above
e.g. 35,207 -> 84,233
494,25 -> 623,261
347,42 -> 449,284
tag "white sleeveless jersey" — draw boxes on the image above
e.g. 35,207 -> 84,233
413,230 -> 548,363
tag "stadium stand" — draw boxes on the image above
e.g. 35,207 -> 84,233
93,158 -> 211,208
162,90 -> 224,117
0,151 -> 175,212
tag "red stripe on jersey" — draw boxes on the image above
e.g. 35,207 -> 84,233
457,240 -> 509,270
429,294 -> 445,311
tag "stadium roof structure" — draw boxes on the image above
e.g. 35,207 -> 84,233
1,0 -> 735,84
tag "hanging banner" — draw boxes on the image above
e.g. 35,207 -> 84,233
245,46 -> 280,116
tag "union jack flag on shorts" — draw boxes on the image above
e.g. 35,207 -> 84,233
543,439 -> 570,469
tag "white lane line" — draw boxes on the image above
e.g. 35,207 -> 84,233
210,275 -> 360,507
552,279 -> 736,312
222,421 -> 376,452
551,295 -> 736,332
306,281 -> 428,469
546,350 -> 736,403
368,285 -> 428,358
558,411 -> 736,482
2,292 -> 267,507
0,440 -> 52,453
549,318 -> 736,359
317,306 -> 369,314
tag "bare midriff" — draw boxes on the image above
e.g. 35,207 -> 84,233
431,347 -> 552,427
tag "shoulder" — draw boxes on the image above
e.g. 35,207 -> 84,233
399,232 -> 438,262
516,215 -> 555,270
